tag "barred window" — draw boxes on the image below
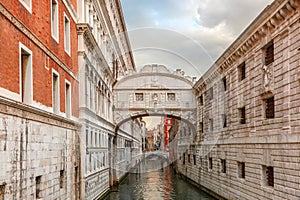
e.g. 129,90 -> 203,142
265,96 -> 275,119
239,107 -> 246,124
135,93 -> 144,101
264,42 -> 274,66
238,62 -> 246,81
167,93 -> 176,101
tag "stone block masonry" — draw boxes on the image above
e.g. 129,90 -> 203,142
180,0 -> 300,199
0,97 -> 80,199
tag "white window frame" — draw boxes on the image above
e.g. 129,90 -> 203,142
19,42 -> 33,104
19,0 -> 32,13
52,69 -> 60,113
65,79 -> 72,118
51,0 -> 59,42
64,13 -> 71,55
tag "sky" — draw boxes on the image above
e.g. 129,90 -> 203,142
120,0 -> 274,78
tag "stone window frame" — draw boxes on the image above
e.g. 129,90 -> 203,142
208,157 -> 213,170
238,106 -> 246,124
19,0 -> 32,13
209,118 -> 213,132
65,79 -> 72,118
237,161 -> 246,179
0,184 -> 5,200
222,114 -> 227,128
52,69 -> 60,114
19,42 -> 33,105
59,170 -> 65,188
262,165 -> 274,187
221,159 -> 226,173
263,41 -> 274,66
222,76 -> 227,91
199,95 -> 204,106
238,62 -> 246,82
135,93 -> 144,101
64,13 -> 71,55
209,87 -> 214,100
264,96 -> 275,119
167,92 -> 176,101
36,176 -> 42,199
51,0 -> 59,43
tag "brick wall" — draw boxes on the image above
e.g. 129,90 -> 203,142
0,1 -> 79,117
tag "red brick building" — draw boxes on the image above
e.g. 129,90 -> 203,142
0,0 -> 79,199
0,0 -> 78,114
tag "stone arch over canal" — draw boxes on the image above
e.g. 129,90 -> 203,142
111,64 -> 198,184
113,64 -> 197,129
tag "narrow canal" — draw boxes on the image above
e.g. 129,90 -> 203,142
105,156 -> 216,200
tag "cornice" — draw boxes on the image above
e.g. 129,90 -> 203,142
194,0 -> 299,89
114,72 -> 194,88
0,96 -> 79,130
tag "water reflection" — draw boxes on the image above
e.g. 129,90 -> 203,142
105,157 -> 216,200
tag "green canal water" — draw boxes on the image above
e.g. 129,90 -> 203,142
105,157 -> 216,200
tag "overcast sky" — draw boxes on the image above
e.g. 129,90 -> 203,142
120,0 -> 274,77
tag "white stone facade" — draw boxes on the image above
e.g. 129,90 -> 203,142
76,0 -> 138,199
113,65 -> 197,126
178,0 -> 300,199
0,98 -> 79,200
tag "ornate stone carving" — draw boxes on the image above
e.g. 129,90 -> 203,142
262,64 -> 273,90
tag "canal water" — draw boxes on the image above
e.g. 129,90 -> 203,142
105,156 -> 216,200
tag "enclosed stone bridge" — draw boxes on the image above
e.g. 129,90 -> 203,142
144,150 -> 169,160
113,64 -> 197,130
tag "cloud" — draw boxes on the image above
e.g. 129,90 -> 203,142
120,0 -> 273,76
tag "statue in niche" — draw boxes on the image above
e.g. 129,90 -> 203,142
262,64 -> 272,89
152,93 -> 158,101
